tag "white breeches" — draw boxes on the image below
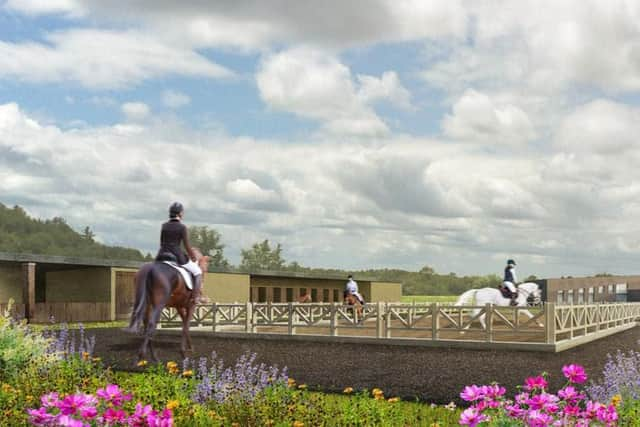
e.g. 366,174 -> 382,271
182,259 -> 202,276
503,281 -> 516,293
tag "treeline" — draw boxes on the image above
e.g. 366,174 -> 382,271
0,204 -> 146,261
1,203 -> 504,295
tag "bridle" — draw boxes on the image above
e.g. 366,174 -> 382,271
516,284 -> 541,304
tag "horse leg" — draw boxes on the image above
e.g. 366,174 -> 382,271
522,308 -> 544,327
137,304 -> 152,363
178,307 -> 191,358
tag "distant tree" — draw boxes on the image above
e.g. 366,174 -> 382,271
240,239 -> 285,271
524,275 -> 538,281
188,226 -> 230,270
82,226 -> 95,242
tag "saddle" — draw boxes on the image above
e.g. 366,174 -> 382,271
499,285 -> 517,300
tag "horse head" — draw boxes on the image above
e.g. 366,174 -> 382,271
518,282 -> 542,305
191,247 -> 210,272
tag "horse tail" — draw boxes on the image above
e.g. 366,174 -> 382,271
454,289 -> 477,306
126,263 -> 153,333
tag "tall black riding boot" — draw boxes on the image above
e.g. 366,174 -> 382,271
191,275 -> 202,305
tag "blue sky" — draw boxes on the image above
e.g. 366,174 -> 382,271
2,1 -> 640,279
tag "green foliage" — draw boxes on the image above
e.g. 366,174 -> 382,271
188,225 -> 230,270
0,300 -> 54,382
0,203 -> 145,260
240,239 -> 286,271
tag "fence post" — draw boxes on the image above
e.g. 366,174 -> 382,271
288,302 -> 296,335
545,302 -> 556,344
212,303 -> 218,332
431,302 -> 439,340
376,302 -> 383,338
330,303 -> 338,336
245,302 -> 254,333
485,303 -> 493,342
385,303 -> 392,338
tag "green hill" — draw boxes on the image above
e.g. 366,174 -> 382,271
0,203 -> 146,261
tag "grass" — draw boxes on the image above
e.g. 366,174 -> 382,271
400,295 -> 457,303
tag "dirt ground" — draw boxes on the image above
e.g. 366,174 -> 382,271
91,326 -> 640,403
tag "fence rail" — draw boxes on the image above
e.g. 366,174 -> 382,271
160,301 -> 640,351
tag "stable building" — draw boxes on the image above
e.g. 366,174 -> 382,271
537,275 -> 640,304
0,252 -> 402,323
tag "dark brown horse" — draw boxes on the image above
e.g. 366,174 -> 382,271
126,249 -> 209,362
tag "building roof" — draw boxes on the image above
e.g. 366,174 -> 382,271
0,252 -> 401,283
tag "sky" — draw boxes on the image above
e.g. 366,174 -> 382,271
2,1 -> 640,279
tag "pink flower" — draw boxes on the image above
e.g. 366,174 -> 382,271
460,385 -> 484,402
96,384 -> 132,407
80,405 -> 98,420
563,404 -> 581,417
526,393 -> 558,411
505,404 -> 525,418
524,376 -> 548,391
515,392 -> 530,405
596,404 -> 618,424
40,392 -> 60,408
59,394 -> 91,416
57,415 -> 88,427
27,407 -> 56,426
147,409 -> 174,427
103,407 -> 128,424
481,384 -> 506,400
129,403 -> 156,427
583,400 -> 605,419
459,407 -> 488,427
562,364 -> 587,384
526,410 -> 554,427
557,386 -> 582,402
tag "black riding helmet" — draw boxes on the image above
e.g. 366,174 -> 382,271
169,202 -> 184,218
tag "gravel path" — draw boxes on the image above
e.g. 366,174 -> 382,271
90,326 -> 640,403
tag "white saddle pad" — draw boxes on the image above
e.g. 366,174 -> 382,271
162,261 -> 193,290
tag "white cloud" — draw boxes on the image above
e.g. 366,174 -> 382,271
357,71 -> 412,110
0,29 -> 232,89
257,47 -> 413,136
554,100 -> 640,155
30,0 -> 466,51
121,102 -> 150,121
4,0 -> 83,16
442,89 -> 536,146
162,90 -> 191,109
5,102 -> 640,277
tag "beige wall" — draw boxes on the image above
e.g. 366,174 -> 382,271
46,268 -> 111,302
369,281 -> 402,302
204,272 -> 250,303
0,264 -> 22,303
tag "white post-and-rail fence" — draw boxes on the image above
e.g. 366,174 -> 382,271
160,302 -> 640,352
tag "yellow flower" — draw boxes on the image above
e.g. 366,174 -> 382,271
137,360 -> 148,367
166,361 -> 178,369
297,384 -> 307,390
25,395 -> 34,403
208,410 -> 217,417
288,378 -> 296,388
182,370 -> 193,378
92,357 -> 102,363
387,397 -> 400,403
1,384 -> 13,393
166,400 -> 180,410
293,422 -> 304,427
343,387 -> 354,394
231,423 -> 240,427
374,394 -> 385,400
372,388 -> 383,396
611,394 -> 622,407
82,352 -> 90,361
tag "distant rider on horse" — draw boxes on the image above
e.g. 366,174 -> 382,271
501,259 -> 518,306
157,202 -> 202,304
344,275 -> 365,305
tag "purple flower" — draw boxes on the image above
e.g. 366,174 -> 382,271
460,385 -> 483,402
480,384 -> 505,400
562,364 -> 587,384
459,407 -> 488,427
57,415 -> 88,427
